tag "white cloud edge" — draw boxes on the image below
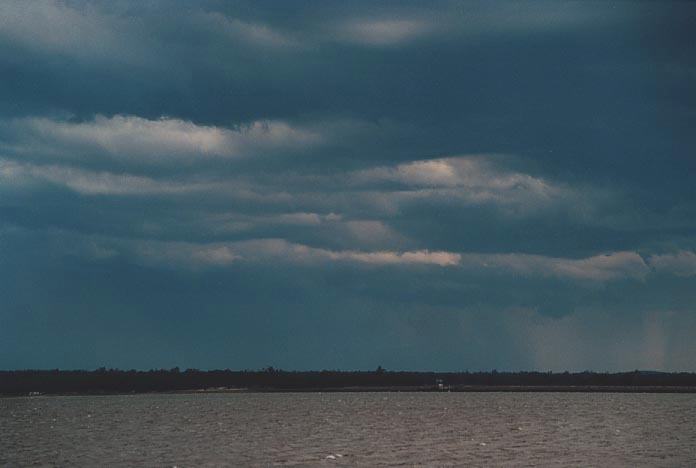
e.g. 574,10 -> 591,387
6,220 -> 692,281
8,115 -> 322,163
81,234 -> 667,282
2,139 -> 581,217
0,158 -> 208,195
331,18 -> 434,47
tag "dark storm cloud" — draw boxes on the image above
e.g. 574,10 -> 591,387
1,0 -> 695,370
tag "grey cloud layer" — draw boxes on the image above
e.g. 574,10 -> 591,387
1,0 -> 695,371
1,112 -> 691,281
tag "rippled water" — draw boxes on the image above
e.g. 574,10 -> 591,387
2,392 -> 695,466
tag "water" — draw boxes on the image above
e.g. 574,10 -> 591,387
2,392 -> 695,466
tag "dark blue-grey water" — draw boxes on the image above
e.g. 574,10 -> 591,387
2,392 -> 695,466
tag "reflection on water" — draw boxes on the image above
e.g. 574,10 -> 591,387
2,392 -> 695,466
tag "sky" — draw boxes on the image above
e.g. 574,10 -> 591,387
1,0 -> 695,371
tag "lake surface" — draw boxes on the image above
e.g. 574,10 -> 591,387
2,392 -> 695,466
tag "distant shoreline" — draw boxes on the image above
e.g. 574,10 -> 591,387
5,386 -> 696,398
4,369 -> 696,397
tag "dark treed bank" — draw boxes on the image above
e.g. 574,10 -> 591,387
2,368 -> 696,396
